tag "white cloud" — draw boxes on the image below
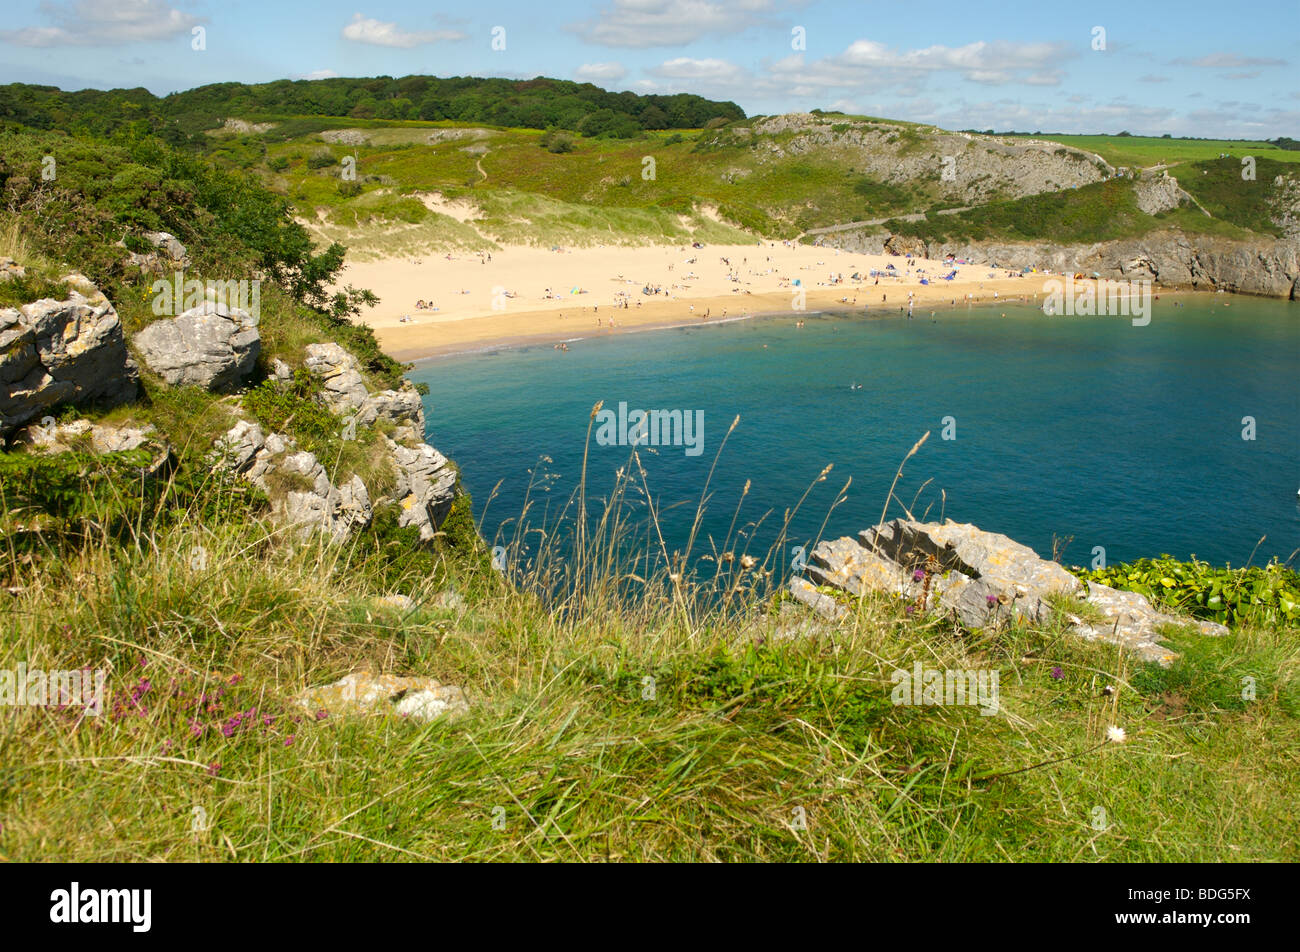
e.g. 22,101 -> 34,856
649,57 -> 748,84
1138,74 -> 1170,83
341,13 -> 465,48
575,62 -> 627,82
0,0 -> 202,47
765,40 -> 1071,95
572,0 -> 781,48
296,69 -> 339,80
1172,53 -> 1287,68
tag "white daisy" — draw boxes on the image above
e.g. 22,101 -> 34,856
1106,725 -> 1127,744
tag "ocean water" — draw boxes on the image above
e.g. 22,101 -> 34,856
411,297 -> 1300,571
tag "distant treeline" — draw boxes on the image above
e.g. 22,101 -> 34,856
0,76 -> 746,143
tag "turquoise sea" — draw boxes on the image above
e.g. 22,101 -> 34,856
411,297 -> 1300,571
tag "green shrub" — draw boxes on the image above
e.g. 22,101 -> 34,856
1073,557 -> 1300,628
241,369 -> 340,448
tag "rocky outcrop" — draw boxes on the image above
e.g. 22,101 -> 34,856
1,288 -> 139,437
0,257 -> 26,282
303,342 -> 369,414
125,231 -> 190,276
1133,172 -> 1193,216
797,519 -> 1227,665
883,234 -> 927,257
212,420 -> 372,539
10,418 -> 172,476
744,114 -> 1110,205
15,419 -> 156,454
388,437 -> 457,540
303,341 -> 427,440
211,337 -> 457,541
134,301 -> 260,390
830,228 -> 1300,299
293,671 -> 469,723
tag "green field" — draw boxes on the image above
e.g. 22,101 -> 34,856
1006,133 -> 1300,171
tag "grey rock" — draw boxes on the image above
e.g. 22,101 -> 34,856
212,420 -> 373,539
0,257 -> 26,282
271,358 -> 293,381
387,436 -> 457,540
828,227 -> 1300,301
134,301 -> 260,390
1133,173 -> 1192,216
304,342 -> 368,414
212,419 -> 266,472
15,418 -> 156,454
124,232 -> 190,276
356,384 -> 425,432
801,518 -> 1225,665
143,231 -> 188,264
788,576 -> 847,621
1,290 -> 139,436
293,671 -> 468,723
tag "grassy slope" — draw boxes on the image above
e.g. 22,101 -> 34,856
3,504 -> 1297,861
882,156 -> 1297,246
1005,133 -> 1300,170
213,118 -> 940,250
4,115 -> 1299,862
202,118 -> 1300,257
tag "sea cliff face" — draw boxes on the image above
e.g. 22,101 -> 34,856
828,230 -> 1300,300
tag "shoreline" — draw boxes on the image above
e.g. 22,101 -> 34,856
347,241 -> 1050,362
342,239 -> 1262,364
391,286 -> 1220,363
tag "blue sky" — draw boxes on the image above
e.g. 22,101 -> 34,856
1,0 -> 1297,137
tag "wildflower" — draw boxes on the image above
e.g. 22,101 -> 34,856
262,715 -> 274,727
740,555 -> 756,570
904,604 -> 915,615
206,762 -> 221,777
913,568 -> 926,581
229,674 -> 243,685
1051,667 -> 1063,680
986,594 -> 998,606
314,709 -> 329,721
284,735 -> 295,747
1106,725 -> 1127,744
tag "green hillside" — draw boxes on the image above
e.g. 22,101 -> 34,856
2,84 -> 1298,863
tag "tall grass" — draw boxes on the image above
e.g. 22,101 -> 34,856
2,426 -> 1298,862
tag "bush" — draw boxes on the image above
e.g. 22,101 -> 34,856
543,131 -> 575,154
1073,557 -> 1300,628
242,369 -> 341,451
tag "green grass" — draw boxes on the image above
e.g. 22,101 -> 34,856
887,178 -> 1149,245
1006,133 -> 1300,171
1171,156 -> 1298,237
249,120 -> 951,246
3,437 -> 1298,861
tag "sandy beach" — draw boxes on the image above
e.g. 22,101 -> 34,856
340,242 -> 1065,360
